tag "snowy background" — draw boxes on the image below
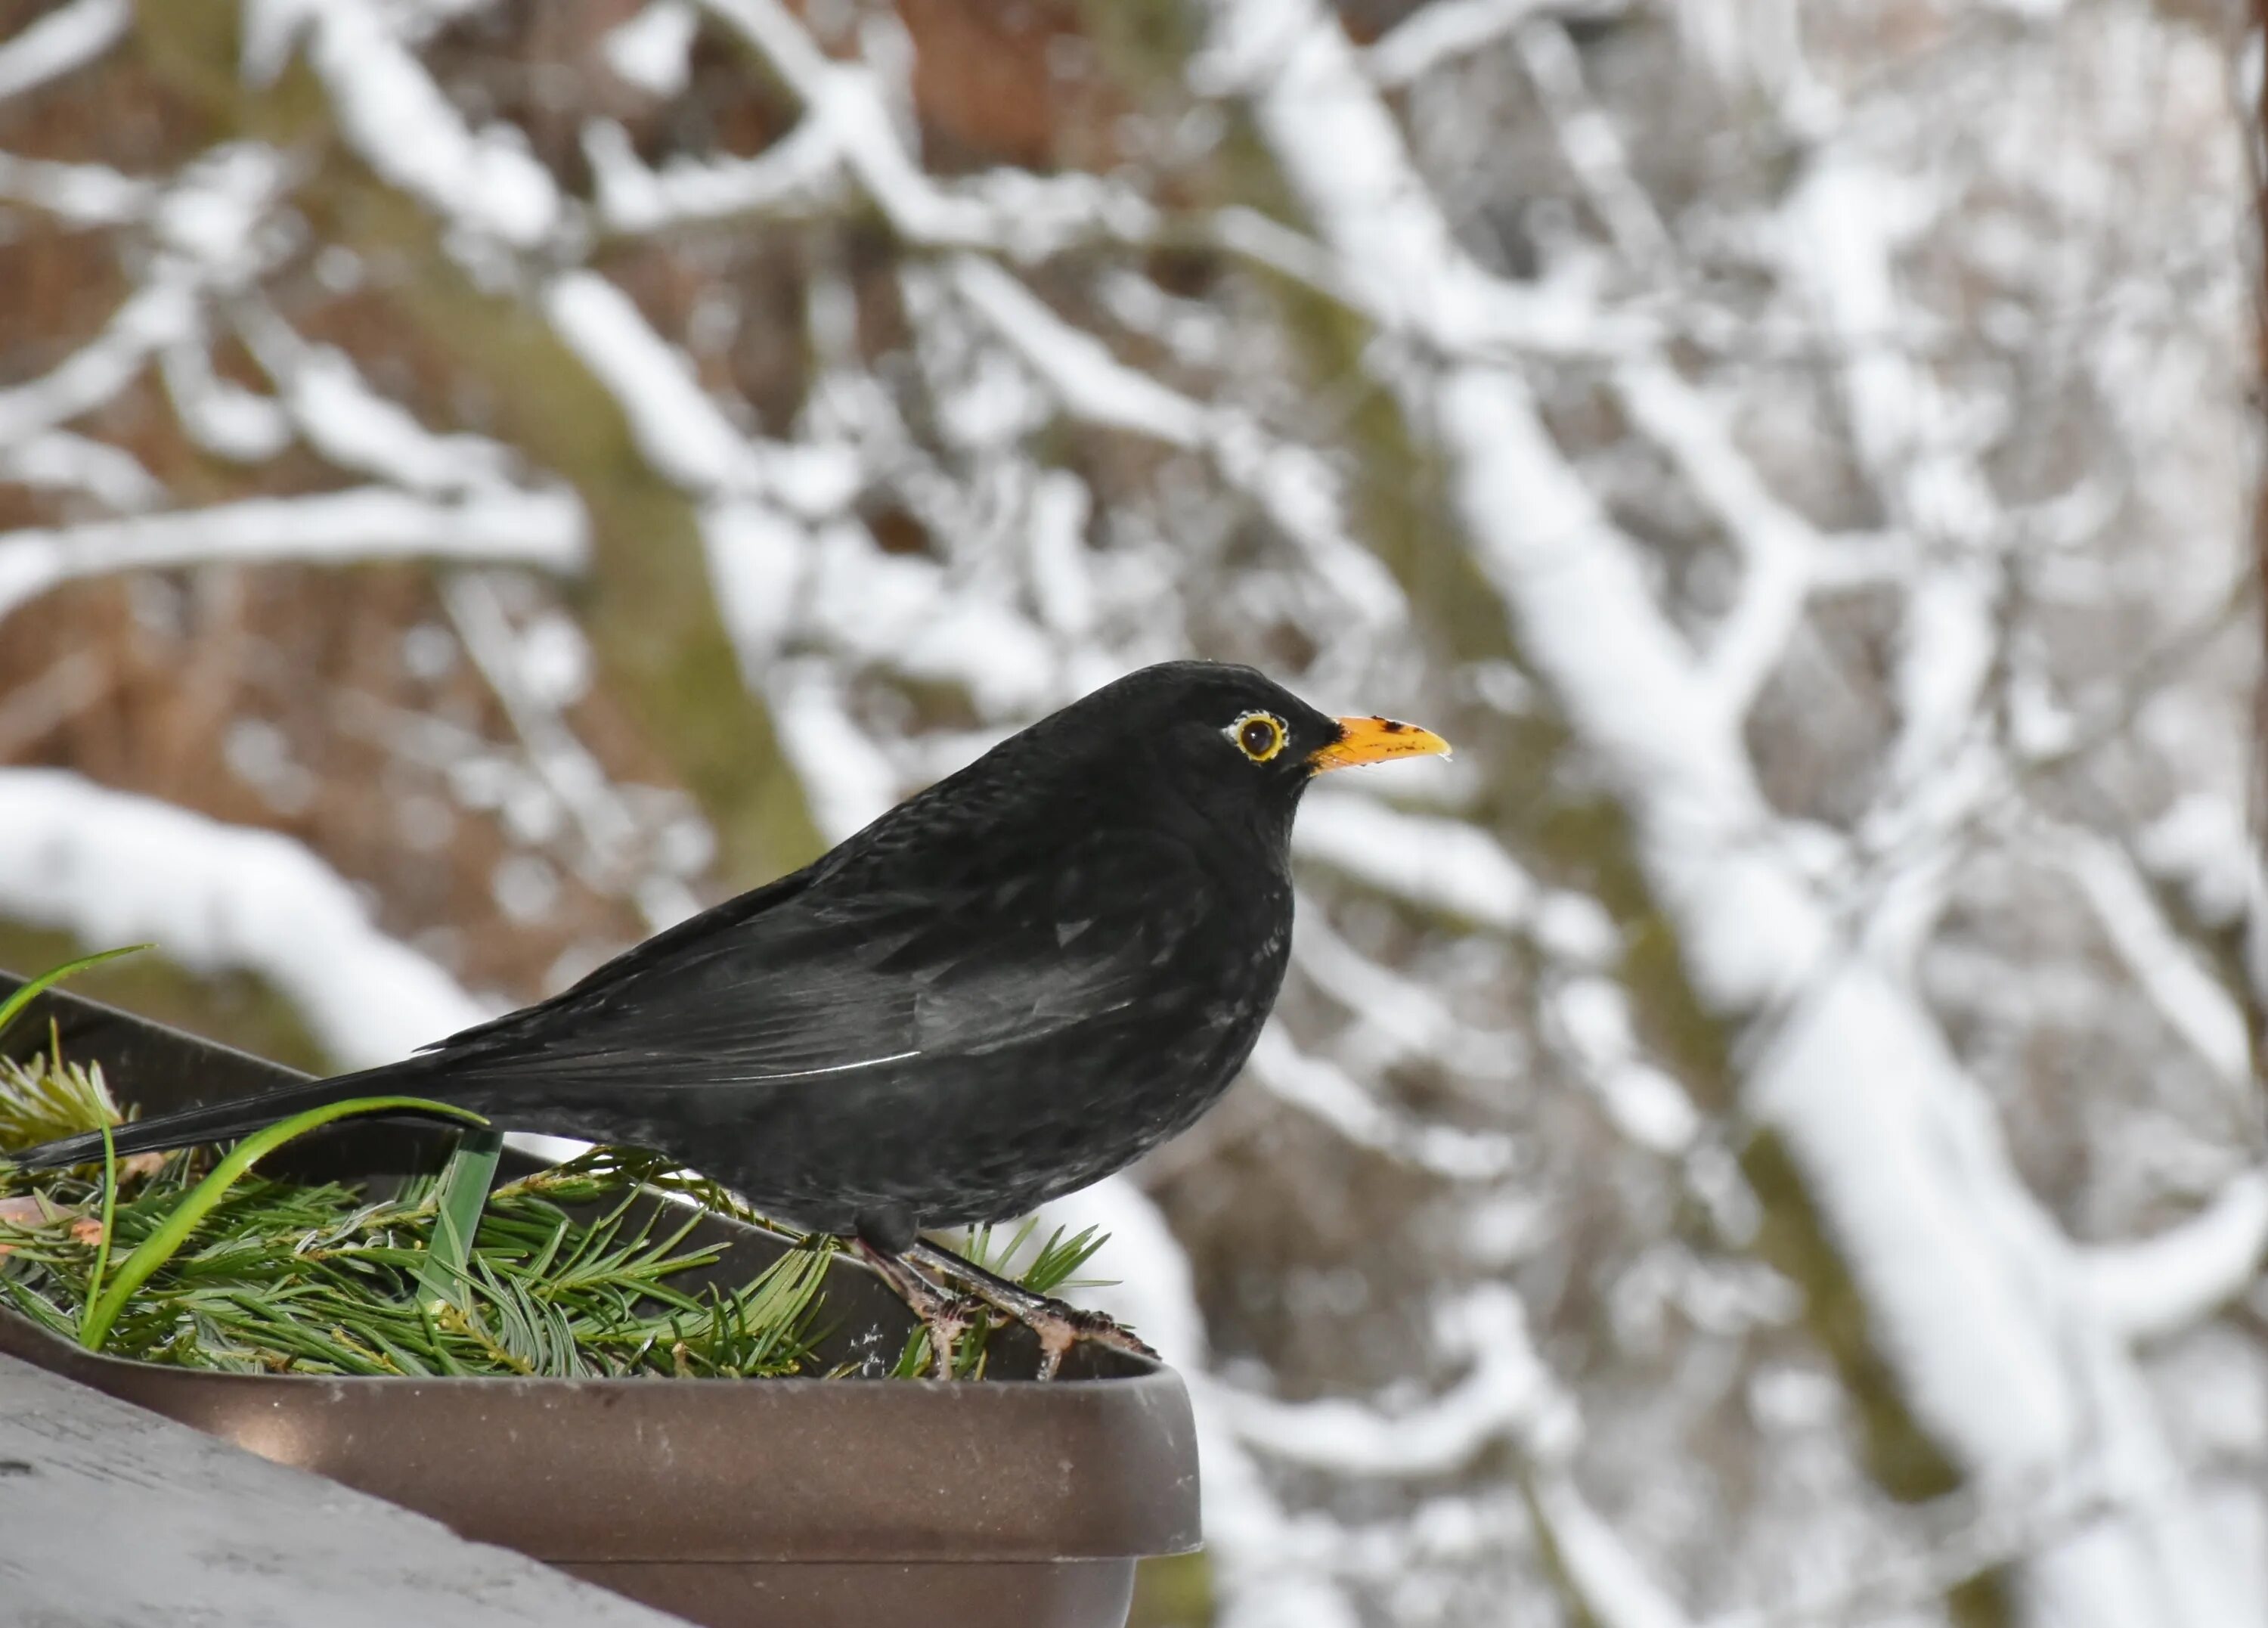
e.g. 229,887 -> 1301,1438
0,1 -> 2263,1623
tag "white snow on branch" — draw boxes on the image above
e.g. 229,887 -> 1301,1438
0,431 -> 163,513
1213,1267 -> 1699,1628
1294,789 -> 1532,932
442,574 -> 702,935
2053,822 -> 2252,1092
1532,1471 -> 1693,1628
0,769 -> 487,1066
0,150 -> 153,225
1227,1285 -> 1573,1477
1512,17 -> 1669,265
1247,1025 -> 1514,1180
249,0 -> 561,250
1782,155 -> 2000,805
601,0 -> 698,98
948,256 -> 1207,445
691,0 -> 1157,258
544,271 -> 858,516
160,339 -> 295,463
1612,355 -> 1826,724
545,271 -> 763,492
2082,1173 -> 2268,1344
0,0 -> 126,104
0,487 -> 587,625
584,117 -> 846,234
0,282 -> 197,446
1292,903 -> 1524,1081
948,255 -> 1405,624
767,659 -> 903,844
1363,0 -> 1622,89
801,519 -> 1055,714
1548,976 -> 1702,1155
236,307 -> 527,497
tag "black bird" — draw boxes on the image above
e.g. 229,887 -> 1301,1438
16,662 -> 1448,1374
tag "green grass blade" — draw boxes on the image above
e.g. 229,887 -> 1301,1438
79,1123 -> 118,1344
414,1128 -> 504,1313
79,1094 -> 488,1353
0,945 -> 151,1047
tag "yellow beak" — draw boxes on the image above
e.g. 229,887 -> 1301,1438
1306,715 -> 1452,774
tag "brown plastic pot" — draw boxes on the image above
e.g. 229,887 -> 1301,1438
0,971 -> 1201,1628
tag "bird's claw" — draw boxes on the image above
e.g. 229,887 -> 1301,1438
856,1236 -> 987,1378
920,1292 -> 985,1377
1024,1300 -> 1157,1381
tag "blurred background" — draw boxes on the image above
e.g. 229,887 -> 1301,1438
0,0 -> 2263,1623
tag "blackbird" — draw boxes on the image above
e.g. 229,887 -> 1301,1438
17,662 -> 1447,1375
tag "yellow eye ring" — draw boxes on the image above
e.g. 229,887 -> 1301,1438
1227,711 -> 1287,763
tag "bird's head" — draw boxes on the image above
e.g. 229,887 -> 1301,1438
1068,661 -> 1450,841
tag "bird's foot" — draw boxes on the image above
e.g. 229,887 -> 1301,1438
1019,1299 -> 1158,1381
854,1238 -> 984,1377
906,1239 -> 1158,1381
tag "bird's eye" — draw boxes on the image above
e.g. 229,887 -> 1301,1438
1227,711 -> 1287,763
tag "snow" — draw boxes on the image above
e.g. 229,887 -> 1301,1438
769,661 -> 902,844
161,339 -> 295,462
689,0 -> 1157,259
1222,1285 -> 1572,1477
0,0 -> 126,104
544,271 -> 857,519
1365,0 -> 1599,90
0,432 -> 163,513
2056,823 -> 2252,1091
584,118 -> 846,234
950,256 -> 1206,446
441,575 -> 700,934
1782,155 -> 2000,803
1532,1474 -> 1693,1628
545,272 -> 762,495
1611,355 -> 1826,721
1550,978 -> 1702,1155
253,0 -> 561,250
238,314 -> 523,497
2138,792 -> 2260,929
601,0 -> 698,98
0,150 -> 153,226
0,488 -> 587,626
1247,1025 -> 1515,1180
700,500 -> 810,674
2083,1174 -> 2268,1343
0,770 -> 487,1066
950,255 -> 1402,624
0,283 -> 197,446
1294,791 -> 1531,932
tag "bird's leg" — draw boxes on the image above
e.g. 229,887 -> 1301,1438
906,1239 -> 1159,1381
852,1237 -> 981,1378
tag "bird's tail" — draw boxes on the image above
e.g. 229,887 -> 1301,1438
5,1057 -> 457,1171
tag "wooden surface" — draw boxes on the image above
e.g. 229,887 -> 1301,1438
0,1351 -> 684,1628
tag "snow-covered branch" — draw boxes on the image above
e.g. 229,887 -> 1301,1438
0,488 -> 587,625
0,0 -> 126,105
0,769 -> 486,1065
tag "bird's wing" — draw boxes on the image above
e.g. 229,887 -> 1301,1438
421,829 -> 1213,1091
